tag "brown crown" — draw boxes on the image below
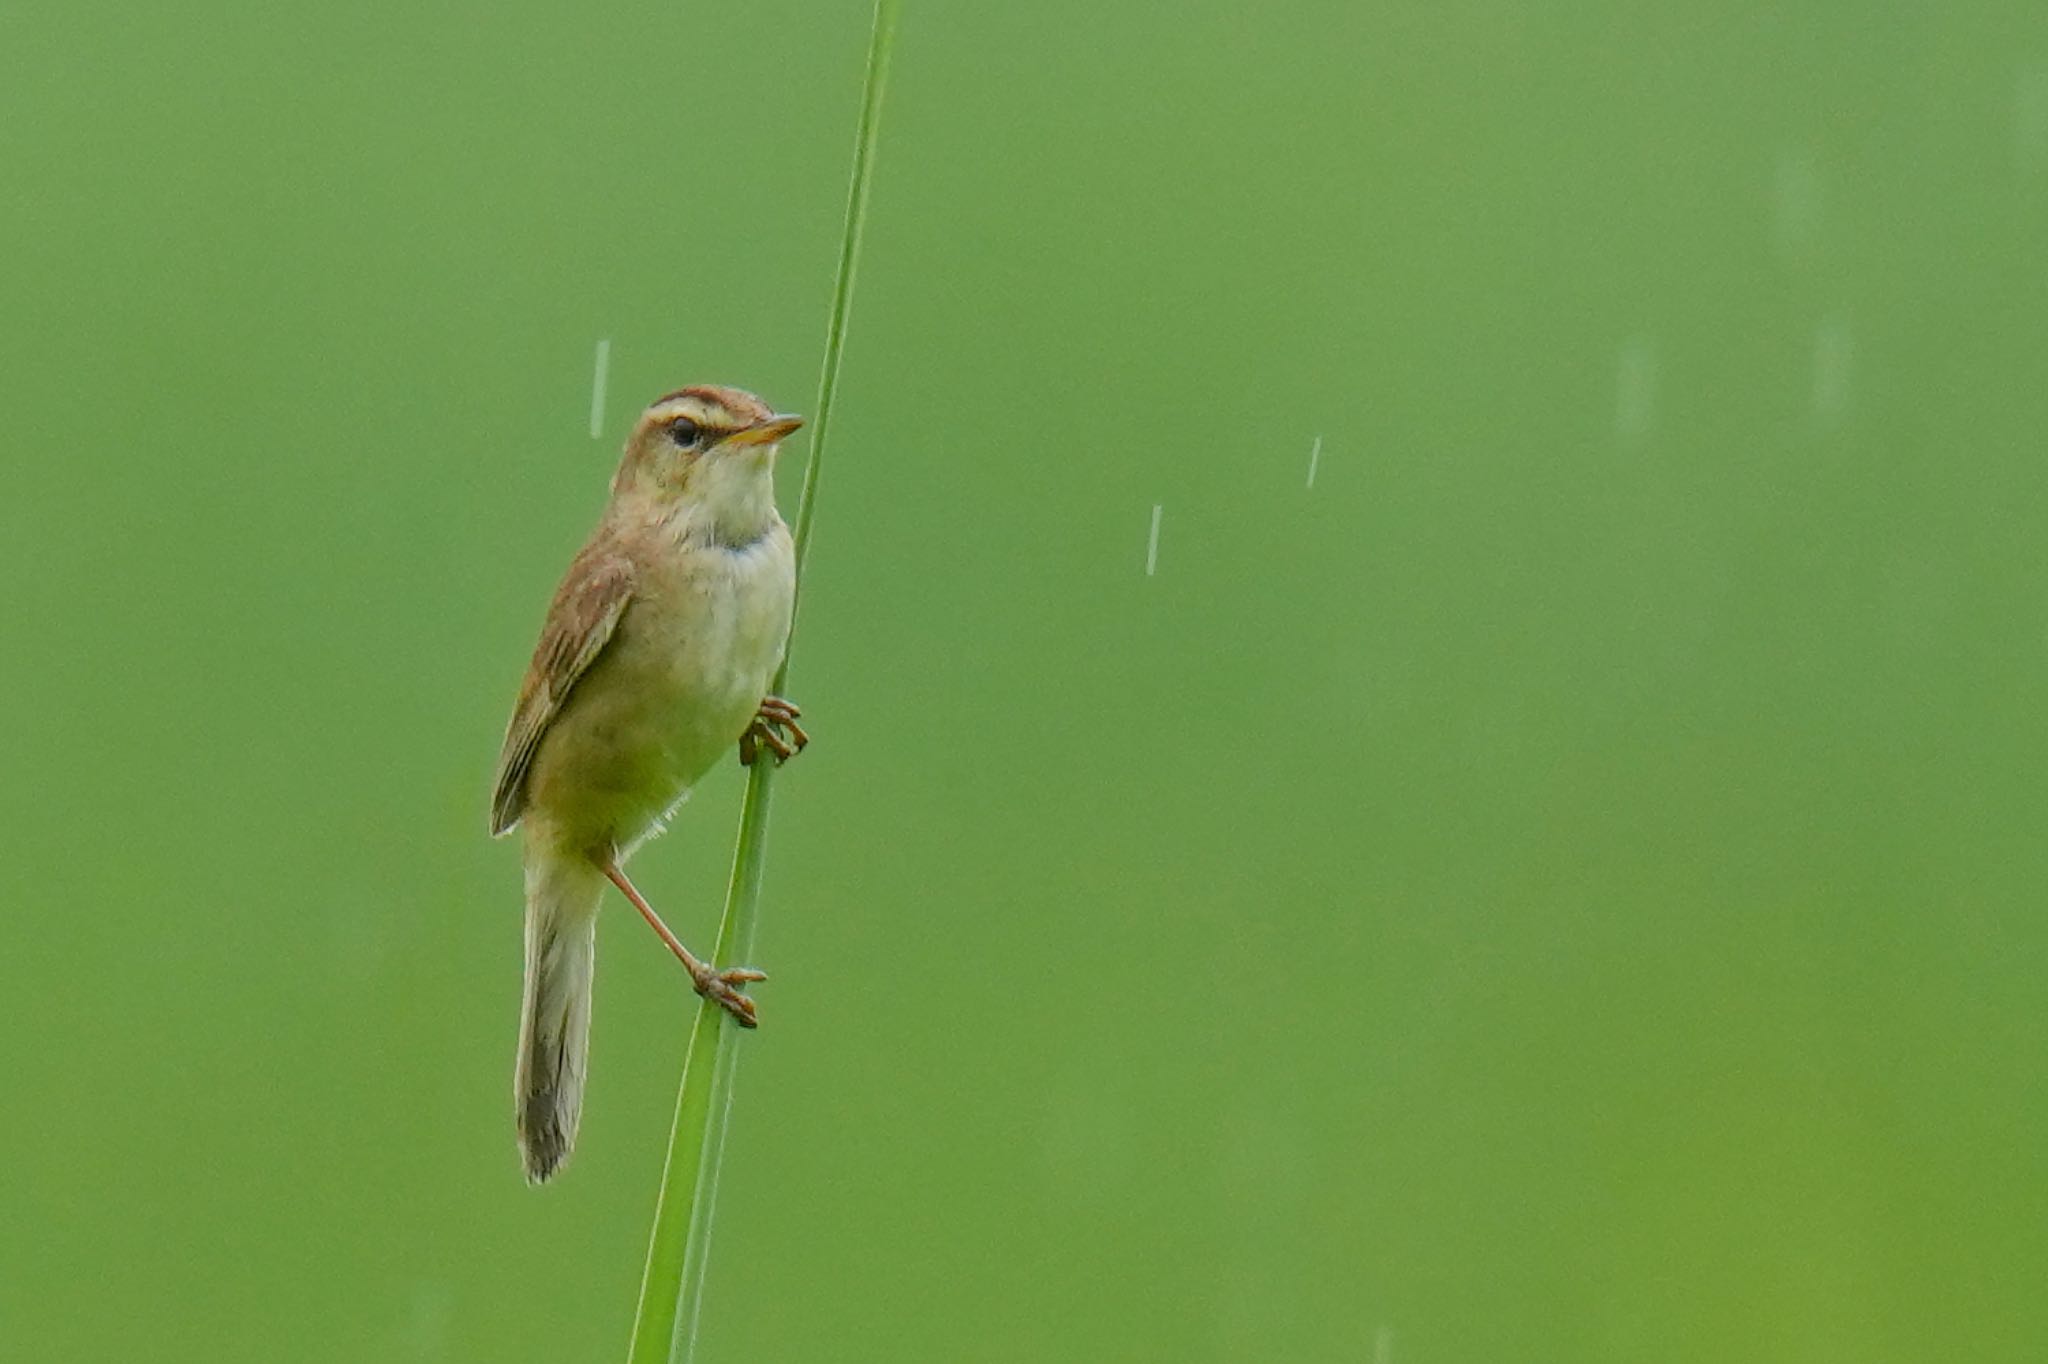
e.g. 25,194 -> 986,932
646,385 -> 775,426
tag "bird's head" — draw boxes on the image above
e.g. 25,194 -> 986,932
612,385 -> 802,539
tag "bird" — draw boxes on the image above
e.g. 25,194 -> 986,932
490,384 -> 810,1183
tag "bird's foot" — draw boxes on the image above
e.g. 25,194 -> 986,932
740,696 -> 809,766
690,963 -> 767,1028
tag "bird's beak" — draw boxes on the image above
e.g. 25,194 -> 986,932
724,414 -> 804,448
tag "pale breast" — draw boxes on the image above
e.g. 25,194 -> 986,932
526,522 -> 795,853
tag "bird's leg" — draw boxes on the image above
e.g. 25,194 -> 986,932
602,860 -> 764,1027
740,695 -> 809,767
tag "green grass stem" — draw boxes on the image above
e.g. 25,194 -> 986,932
625,4 -> 900,1361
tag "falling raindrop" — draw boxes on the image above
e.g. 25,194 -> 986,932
1812,315 -> 1854,428
1615,337 -> 1657,444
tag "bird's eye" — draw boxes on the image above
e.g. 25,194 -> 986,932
667,417 -> 702,447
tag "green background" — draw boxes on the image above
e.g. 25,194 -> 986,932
5,2 -> 2045,1360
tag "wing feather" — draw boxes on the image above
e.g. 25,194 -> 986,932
489,551 -> 635,836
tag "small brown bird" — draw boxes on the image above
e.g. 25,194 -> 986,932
490,384 -> 809,1183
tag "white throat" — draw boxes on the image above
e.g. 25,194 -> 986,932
679,451 -> 779,548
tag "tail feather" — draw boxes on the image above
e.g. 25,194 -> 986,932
516,852 -> 603,1182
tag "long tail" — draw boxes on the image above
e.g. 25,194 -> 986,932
515,849 -> 604,1183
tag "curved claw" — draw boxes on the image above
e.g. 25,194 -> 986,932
693,965 -> 765,1027
740,696 -> 811,767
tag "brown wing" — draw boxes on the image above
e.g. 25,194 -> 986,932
489,549 -> 635,836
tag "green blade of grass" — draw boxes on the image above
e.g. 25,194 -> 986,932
625,4 -> 900,1361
